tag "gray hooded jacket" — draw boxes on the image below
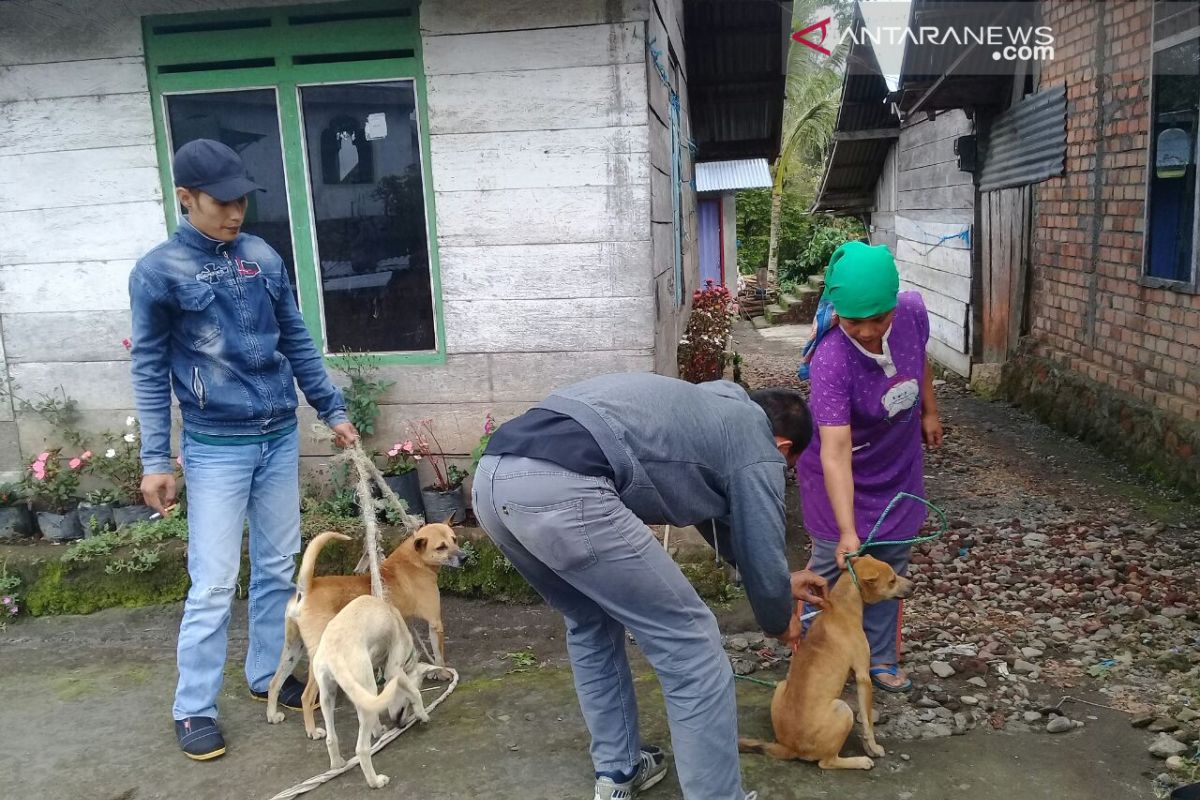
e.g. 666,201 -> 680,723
538,373 -> 792,636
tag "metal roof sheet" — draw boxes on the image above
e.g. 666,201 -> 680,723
695,159 -> 773,192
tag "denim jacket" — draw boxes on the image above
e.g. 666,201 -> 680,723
129,218 -> 348,474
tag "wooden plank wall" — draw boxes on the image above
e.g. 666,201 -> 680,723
978,185 -> 1031,363
0,0 -> 658,482
869,144 -> 898,251
645,0 -> 695,376
892,110 -> 975,377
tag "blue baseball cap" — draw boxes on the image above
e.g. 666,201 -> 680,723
172,138 -> 265,202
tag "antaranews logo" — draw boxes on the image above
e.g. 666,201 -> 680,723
793,11 -> 1055,68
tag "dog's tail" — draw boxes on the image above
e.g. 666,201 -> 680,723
342,673 -> 402,716
738,737 -> 800,760
296,531 -> 352,598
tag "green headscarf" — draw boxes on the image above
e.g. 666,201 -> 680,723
821,241 -> 900,319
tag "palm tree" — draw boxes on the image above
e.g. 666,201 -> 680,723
765,1 -> 850,283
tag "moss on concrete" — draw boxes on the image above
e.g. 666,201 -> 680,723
0,518 -> 738,618
1002,354 -> 1200,496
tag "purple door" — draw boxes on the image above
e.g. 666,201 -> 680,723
697,197 -> 723,287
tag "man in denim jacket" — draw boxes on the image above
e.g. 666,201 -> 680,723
129,139 -> 358,760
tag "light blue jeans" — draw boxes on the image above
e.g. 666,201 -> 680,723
172,428 -> 301,721
473,455 -> 745,800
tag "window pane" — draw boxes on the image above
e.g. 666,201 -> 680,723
165,90 -> 297,290
1146,37 -> 1199,282
299,81 -> 436,353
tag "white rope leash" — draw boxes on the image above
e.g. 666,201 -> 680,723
324,436 -> 424,597
267,669 -> 460,800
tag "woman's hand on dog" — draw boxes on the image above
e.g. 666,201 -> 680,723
835,533 -> 861,569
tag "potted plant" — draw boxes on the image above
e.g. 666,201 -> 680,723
409,419 -> 468,525
380,440 -> 424,519
25,448 -> 88,542
0,482 -> 33,540
95,417 -> 156,528
78,487 -> 120,536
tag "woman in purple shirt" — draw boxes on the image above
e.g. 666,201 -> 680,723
797,241 -> 943,692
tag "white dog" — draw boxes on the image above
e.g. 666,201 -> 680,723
310,594 -> 441,788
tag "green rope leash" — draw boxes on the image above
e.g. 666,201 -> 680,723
845,492 -> 948,588
732,492 -> 949,688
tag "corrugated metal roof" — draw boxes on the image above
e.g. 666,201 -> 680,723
977,84 -> 1066,192
695,159 -> 773,192
685,0 -> 790,160
812,6 -> 899,214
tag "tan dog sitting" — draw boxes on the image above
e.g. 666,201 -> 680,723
739,555 -> 913,770
266,522 -> 463,738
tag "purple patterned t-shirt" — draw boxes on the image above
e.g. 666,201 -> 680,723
798,291 -> 930,542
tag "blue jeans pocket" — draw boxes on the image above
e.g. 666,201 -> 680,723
503,498 -> 596,572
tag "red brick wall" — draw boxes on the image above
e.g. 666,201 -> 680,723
1030,0 -> 1200,424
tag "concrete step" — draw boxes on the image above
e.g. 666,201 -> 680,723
751,314 -> 772,330
807,274 -> 825,292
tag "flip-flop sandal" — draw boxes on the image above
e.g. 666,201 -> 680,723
870,665 -> 913,693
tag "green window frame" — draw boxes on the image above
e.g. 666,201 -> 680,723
142,0 -> 446,365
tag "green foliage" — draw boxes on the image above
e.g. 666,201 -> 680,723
0,560 -> 22,627
0,483 -> 26,508
737,189 -> 865,280
84,488 -> 121,505
335,353 -> 394,438
91,422 -> 145,506
504,648 -> 539,673
437,539 -> 540,603
16,386 -> 88,450
470,413 -> 495,472
61,515 -> 188,567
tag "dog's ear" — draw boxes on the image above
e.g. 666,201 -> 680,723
442,515 -> 456,527
414,536 -> 428,552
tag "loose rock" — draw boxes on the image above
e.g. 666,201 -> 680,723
1148,734 -> 1189,759
1046,716 -> 1074,734
931,661 -> 956,679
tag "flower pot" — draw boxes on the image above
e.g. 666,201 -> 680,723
37,510 -> 84,543
421,485 -> 466,525
0,506 -> 34,540
383,472 -> 425,520
113,504 -> 156,529
78,502 -> 117,536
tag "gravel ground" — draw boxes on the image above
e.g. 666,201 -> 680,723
726,318 -> 1200,793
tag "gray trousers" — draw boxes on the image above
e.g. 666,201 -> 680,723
472,455 -> 745,800
806,538 -> 910,666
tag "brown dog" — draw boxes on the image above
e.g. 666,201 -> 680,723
265,522 -> 463,738
739,555 -> 913,770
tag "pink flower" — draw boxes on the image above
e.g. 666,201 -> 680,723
31,463 -> 46,481
483,414 -> 495,436
176,455 -> 184,468
388,446 -> 400,457
401,441 -> 414,454
122,337 -> 132,351
35,452 -> 49,465
81,451 -> 92,461
69,458 -> 82,470
1,596 -> 12,605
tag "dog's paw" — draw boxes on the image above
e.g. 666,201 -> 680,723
429,667 -> 454,682
416,710 -> 431,724
864,740 -> 886,758
369,774 -> 391,789
859,757 -> 875,770
267,710 -> 285,724
370,722 -> 387,739
309,727 -> 327,741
